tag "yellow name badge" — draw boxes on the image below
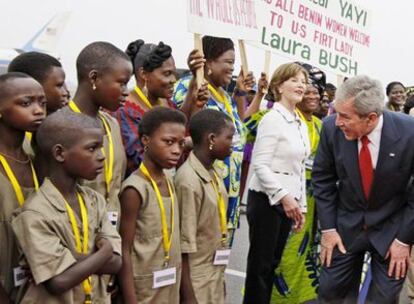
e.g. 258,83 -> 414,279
153,267 -> 176,289
13,266 -> 28,287
213,249 -> 231,266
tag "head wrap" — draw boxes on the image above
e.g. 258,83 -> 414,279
295,62 -> 326,97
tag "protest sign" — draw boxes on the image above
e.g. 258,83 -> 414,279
187,0 -> 372,77
255,0 -> 372,76
187,0 -> 259,40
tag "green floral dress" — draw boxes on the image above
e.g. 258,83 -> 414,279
271,112 -> 322,303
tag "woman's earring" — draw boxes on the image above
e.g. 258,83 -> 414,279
144,145 -> 148,152
92,83 -> 97,91
209,143 -> 214,150
208,68 -> 212,76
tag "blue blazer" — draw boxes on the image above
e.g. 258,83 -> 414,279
312,111 -> 414,256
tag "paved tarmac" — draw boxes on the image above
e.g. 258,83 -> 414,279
225,214 -> 249,304
224,214 -> 412,304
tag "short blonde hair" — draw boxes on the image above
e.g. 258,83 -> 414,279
269,63 -> 308,101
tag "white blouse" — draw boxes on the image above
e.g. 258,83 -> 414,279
248,102 -> 310,212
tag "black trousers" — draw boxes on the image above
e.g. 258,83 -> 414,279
318,229 -> 404,304
243,190 -> 292,304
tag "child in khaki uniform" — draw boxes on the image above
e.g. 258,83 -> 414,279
118,107 -> 187,304
0,73 -> 46,303
12,110 -> 122,303
175,109 -> 235,304
8,52 -> 70,180
67,41 -> 133,228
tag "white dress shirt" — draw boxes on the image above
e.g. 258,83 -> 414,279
248,102 -> 310,212
357,115 -> 383,169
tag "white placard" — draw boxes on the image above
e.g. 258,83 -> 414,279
187,0 -> 260,40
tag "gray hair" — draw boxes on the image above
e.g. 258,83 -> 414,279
335,75 -> 385,116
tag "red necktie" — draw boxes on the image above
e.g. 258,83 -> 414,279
359,135 -> 373,200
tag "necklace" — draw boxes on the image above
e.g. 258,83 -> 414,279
0,152 -> 30,164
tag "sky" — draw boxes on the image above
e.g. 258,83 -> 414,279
0,0 -> 411,88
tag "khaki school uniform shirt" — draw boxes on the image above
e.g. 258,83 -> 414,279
0,173 -> 36,302
120,171 -> 181,304
81,111 -> 127,228
174,152 -> 228,304
12,178 -> 121,304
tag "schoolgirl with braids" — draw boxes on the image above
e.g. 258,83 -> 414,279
113,39 -> 208,175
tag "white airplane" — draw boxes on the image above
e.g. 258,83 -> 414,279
0,11 -> 71,74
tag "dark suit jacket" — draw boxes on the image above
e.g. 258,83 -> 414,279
312,111 -> 414,256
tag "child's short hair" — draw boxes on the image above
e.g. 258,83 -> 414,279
0,72 -> 33,102
189,109 -> 233,146
8,52 -> 62,83
138,107 -> 187,140
36,108 -> 101,157
76,41 -> 130,82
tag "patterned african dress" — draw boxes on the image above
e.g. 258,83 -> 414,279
173,75 -> 247,245
271,110 -> 322,303
113,99 -> 176,176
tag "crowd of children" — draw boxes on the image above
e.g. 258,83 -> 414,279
6,32 -> 387,303
0,37 -> 255,304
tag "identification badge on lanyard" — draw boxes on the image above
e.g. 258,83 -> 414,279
213,249 -> 231,265
107,211 -> 118,227
153,267 -> 176,289
13,266 -> 28,287
305,157 -> 314,170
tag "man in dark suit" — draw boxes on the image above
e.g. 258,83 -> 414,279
313,75 -> 414,303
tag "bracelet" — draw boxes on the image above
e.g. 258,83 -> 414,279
234,88 -> 247,97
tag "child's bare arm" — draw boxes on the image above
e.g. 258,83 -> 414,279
44,239 -> 113,295
94,237 -> 122,275
180,254 -> 198,304
0,284 -> 11,304
118,187 -> 141,304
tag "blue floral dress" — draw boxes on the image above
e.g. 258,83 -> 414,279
173,75 -> 247,245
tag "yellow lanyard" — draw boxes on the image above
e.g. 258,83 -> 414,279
211,172 -> 228,247
207,83 -> 236,125
25,132 -> 33,142
140,163 -> 174,266
99,115 -> 114,198
296,109 -> 318,152
69,100 -> 114,198
65,192 -> 92,304
134,85 -> 159,109
0,154 -> 39,206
